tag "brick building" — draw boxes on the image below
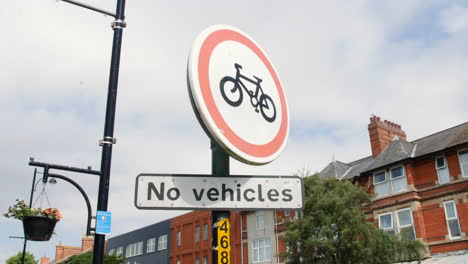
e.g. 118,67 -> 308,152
319,116 -> 468,254
169,211 -> 246,264
40,236 -> 95,264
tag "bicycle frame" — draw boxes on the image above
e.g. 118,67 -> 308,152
233,63 -> 265,106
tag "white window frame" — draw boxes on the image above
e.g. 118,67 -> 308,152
435,156 -> 450,184
126,241 -> 143,257
177,231 -> 181,247
458,149 -> 468,178
443,200 -> 462,239
116,247 -> 123,256
256,211 -> 265,230
253,238 -> 271,263
396,208 -> 415,240
373,166 -> 408,197
147,237 -> 156,253
390,165 -> 407,193
378,208 -> 415,239
378,212 -> 394,234
196,225 -> 200,243
158,234 -> 168,250
374,170 -> 389,197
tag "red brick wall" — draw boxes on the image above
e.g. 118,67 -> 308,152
421,205 -> 447,242
55,245 -> 81,262
430,240 -> 468,254
170,211 -> 245,264
447,151 -> 461,180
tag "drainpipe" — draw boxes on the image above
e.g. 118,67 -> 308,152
274,211 -> 280,263
240,212 -> 244,264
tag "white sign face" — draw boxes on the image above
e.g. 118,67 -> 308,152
134,174 -> 303,210
187,25 -> 289,165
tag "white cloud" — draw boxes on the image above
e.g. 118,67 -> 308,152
440,4 -> 468,34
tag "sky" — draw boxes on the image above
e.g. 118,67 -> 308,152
1,0 -> 468,262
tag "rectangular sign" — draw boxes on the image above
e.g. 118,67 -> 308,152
217,218 -> 231,264
95,210 -> 112,235
134,174 -> 304,210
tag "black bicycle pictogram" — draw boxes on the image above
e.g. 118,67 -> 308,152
219,63 -> 276,123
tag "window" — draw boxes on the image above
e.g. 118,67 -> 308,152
284,211 -> 291,217
108,248 -> 115,255
256,211 -> 265,229
203,256 -> 208,264
374,171 -> 389,196
391,166 -> 407,193
378,212 -> 394,235
444,201 -> 461,239
196,225 -> 200,243
158,234 -> 168,250
436,156 -> 450,184
378,208 -> 415,239
116,247 -> 123,256
147,238 -> 156,253
126,241 -> 143,257
396,208 -> 416,240
253,238 -> 271,262
176,260 -> 180,264
203,223 -> 208,240
195,257 -> 200,264
458,149 -> 468,177
373,166 -> 407,197
177,231 -> 181,247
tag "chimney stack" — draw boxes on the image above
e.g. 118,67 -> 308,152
40,257 -> 50,264
368,115 -> 406,158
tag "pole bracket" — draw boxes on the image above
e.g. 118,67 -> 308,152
99,136 -> 117,146
112,19 -> 127,29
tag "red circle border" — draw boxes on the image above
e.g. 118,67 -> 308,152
197,29 -> 288,158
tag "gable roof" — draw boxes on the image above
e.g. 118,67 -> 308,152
319,122 -> 468,180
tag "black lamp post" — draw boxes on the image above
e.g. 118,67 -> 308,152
26,0 -> 126,263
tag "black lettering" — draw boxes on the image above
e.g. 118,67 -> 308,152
221,184 -> 234,201
207,188 -> 219,201
282,189 -> 293,201
192,188 -> 205,201
167,188 -> 180,201
267,189 -> 279,201
258,184 -> 265,202
236,184 -> 241,201
148,182 -> 164,200
243,188 -> 255,201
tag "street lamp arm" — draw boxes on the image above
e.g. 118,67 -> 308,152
59,0 -> 117,18
47,173 -> 93,236
29,160 -> 101,176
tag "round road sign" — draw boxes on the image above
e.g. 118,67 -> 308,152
187,25 -> 289,165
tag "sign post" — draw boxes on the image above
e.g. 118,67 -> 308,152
211,141 -> 231,264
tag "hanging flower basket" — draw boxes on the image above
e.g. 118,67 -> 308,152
4,200 -> 62,241
22,215 -> 57,241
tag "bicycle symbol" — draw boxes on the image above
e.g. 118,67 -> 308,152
219,63 -> 277,123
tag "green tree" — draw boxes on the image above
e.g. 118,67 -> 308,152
282,174 -> 425,264
6,252 -> 37,264
65,251 -> 125,264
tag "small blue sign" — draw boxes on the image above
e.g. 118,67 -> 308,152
96,211 -> 112,235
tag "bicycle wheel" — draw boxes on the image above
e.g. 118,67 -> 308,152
259,94 -> 276,123
220,76 -> 243,107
